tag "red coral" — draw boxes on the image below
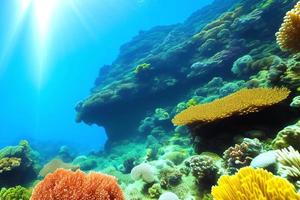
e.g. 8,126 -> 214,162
31,169 -> 125,200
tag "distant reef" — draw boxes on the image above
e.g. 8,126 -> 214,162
76,0 -> 299,146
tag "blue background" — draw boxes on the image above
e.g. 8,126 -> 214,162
0,0 -> 212,153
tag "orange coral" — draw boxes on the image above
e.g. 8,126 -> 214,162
31,169 -> 125,200
276,1 -> 300,51
172,88 -> 290,126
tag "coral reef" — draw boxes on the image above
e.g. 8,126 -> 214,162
272,121 -> 300,151
0,157 -> 21,174
31,169 -> 125,200
131,163 -> 156,183
211,167 -> 300,200
0,186 -> 31,200
172,87 -> 290,126
0,140 -> 40,187
223,138 -> 263,174
188,155 -> 220,190
276,1 -> 300,52
39,159 -> 79,177
277,146 -> 300,180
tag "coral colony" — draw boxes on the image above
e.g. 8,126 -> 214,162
1,0 -> 300,199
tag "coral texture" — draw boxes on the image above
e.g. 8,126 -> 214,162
131,163 -> 156,183
39,159 -> 79,177
211,167 -> 300,200
272,121 -> 300,151
158,192 -> 179,200
0,140 -> 40,187
172,88 -> 290,126
276,1 -> 300,51
31,169 -> 124,200
0,157 -> 21,174
188,155 -> 220,189
0,186 -> 31,200
277,146 -> 300,179
223,138 -> 263,174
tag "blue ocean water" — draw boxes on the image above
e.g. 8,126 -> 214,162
0,0 -> 212,153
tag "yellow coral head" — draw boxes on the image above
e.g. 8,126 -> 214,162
212,167 -> 300,200
276,1 -> 300,52
172,87 -> 290,126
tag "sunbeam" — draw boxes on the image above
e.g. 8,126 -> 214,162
0,0 -> 32,73
32,0 -> 59,89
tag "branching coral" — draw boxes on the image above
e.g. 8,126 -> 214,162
172,88 -> 290,126
211,167 -> 300,200
277,146 -> 300,179
223,138 -> 263,174
276,1 -> 300,52
0,157 -> 21,174
0,186 -> 31,200
188,155 -> 220,189
31,169 -> 125,200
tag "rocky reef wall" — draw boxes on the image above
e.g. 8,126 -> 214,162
76,0 -> 299,145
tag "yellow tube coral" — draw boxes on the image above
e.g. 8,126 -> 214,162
276,1 -> 300,52
211,167 -> 300,200
172,88 -> 290,126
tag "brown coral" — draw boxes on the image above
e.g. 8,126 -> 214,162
0,157 -> 21,173
39,159 -> 79,177
172,88 -> 290,126
276,1 -> 300,52
31,169 -> 125,200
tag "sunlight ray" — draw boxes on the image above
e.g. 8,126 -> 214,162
32,0 -> 58,89
0,0 -> 32,72
69,0 -> 96,39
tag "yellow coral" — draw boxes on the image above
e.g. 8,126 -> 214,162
172,88 -> 290,126
0,157 -> 21,173
276,1 -> 300,51
211,167 -> 300,200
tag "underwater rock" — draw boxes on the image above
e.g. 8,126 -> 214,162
0,140 -> 40,187
75,0 -> 250,145
250,150 -> 277,169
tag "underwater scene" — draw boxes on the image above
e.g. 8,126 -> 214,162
1,0 -> 300,199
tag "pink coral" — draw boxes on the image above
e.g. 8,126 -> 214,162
31,169 -> 124,200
